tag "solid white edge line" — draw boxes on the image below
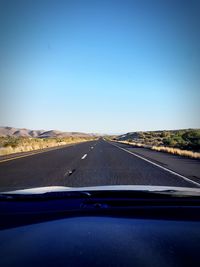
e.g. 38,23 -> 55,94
108,141 -> 200,187
81,154 -> 87,160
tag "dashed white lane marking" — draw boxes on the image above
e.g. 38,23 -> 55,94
108,141 -> 200,187
91,146 -> 94,149
81,154 -> 87,160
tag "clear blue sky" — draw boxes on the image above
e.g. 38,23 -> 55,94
0,0 -> 199,134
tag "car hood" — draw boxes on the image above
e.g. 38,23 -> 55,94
1,185 -> 200,196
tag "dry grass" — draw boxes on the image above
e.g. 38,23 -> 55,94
118,140 -> 150,148
151,146 -> 200,159
0,137 -> 96,156
116,140 -> 200,159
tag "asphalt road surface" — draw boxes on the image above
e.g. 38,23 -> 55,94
0,139 -> 200,191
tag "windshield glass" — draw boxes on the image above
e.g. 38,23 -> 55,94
0,0 -> 199,193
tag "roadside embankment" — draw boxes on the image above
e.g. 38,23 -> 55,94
0,136 -> 97,156
115,140 -> 200,159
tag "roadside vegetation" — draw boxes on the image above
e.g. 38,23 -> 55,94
0,136 -> 96,156
112,129 -> 200,159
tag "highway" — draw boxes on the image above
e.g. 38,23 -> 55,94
0,139 -> 200,191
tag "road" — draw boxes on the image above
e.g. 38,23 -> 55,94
0,139 -> 200,191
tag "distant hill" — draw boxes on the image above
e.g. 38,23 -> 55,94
0,127 -> 95,138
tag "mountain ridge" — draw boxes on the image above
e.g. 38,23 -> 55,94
0,126 -> 95,138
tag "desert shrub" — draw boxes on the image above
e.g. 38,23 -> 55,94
138,132 -> 145,139
3,137 -> 21,148
182,130 -> 200,150
163,138 -> 176,147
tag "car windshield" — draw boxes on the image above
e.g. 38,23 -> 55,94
0,0 -> 199,194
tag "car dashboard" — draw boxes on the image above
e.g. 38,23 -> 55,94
0,190 -> 200,267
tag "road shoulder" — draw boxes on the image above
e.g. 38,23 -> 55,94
110,141 -> 200,185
